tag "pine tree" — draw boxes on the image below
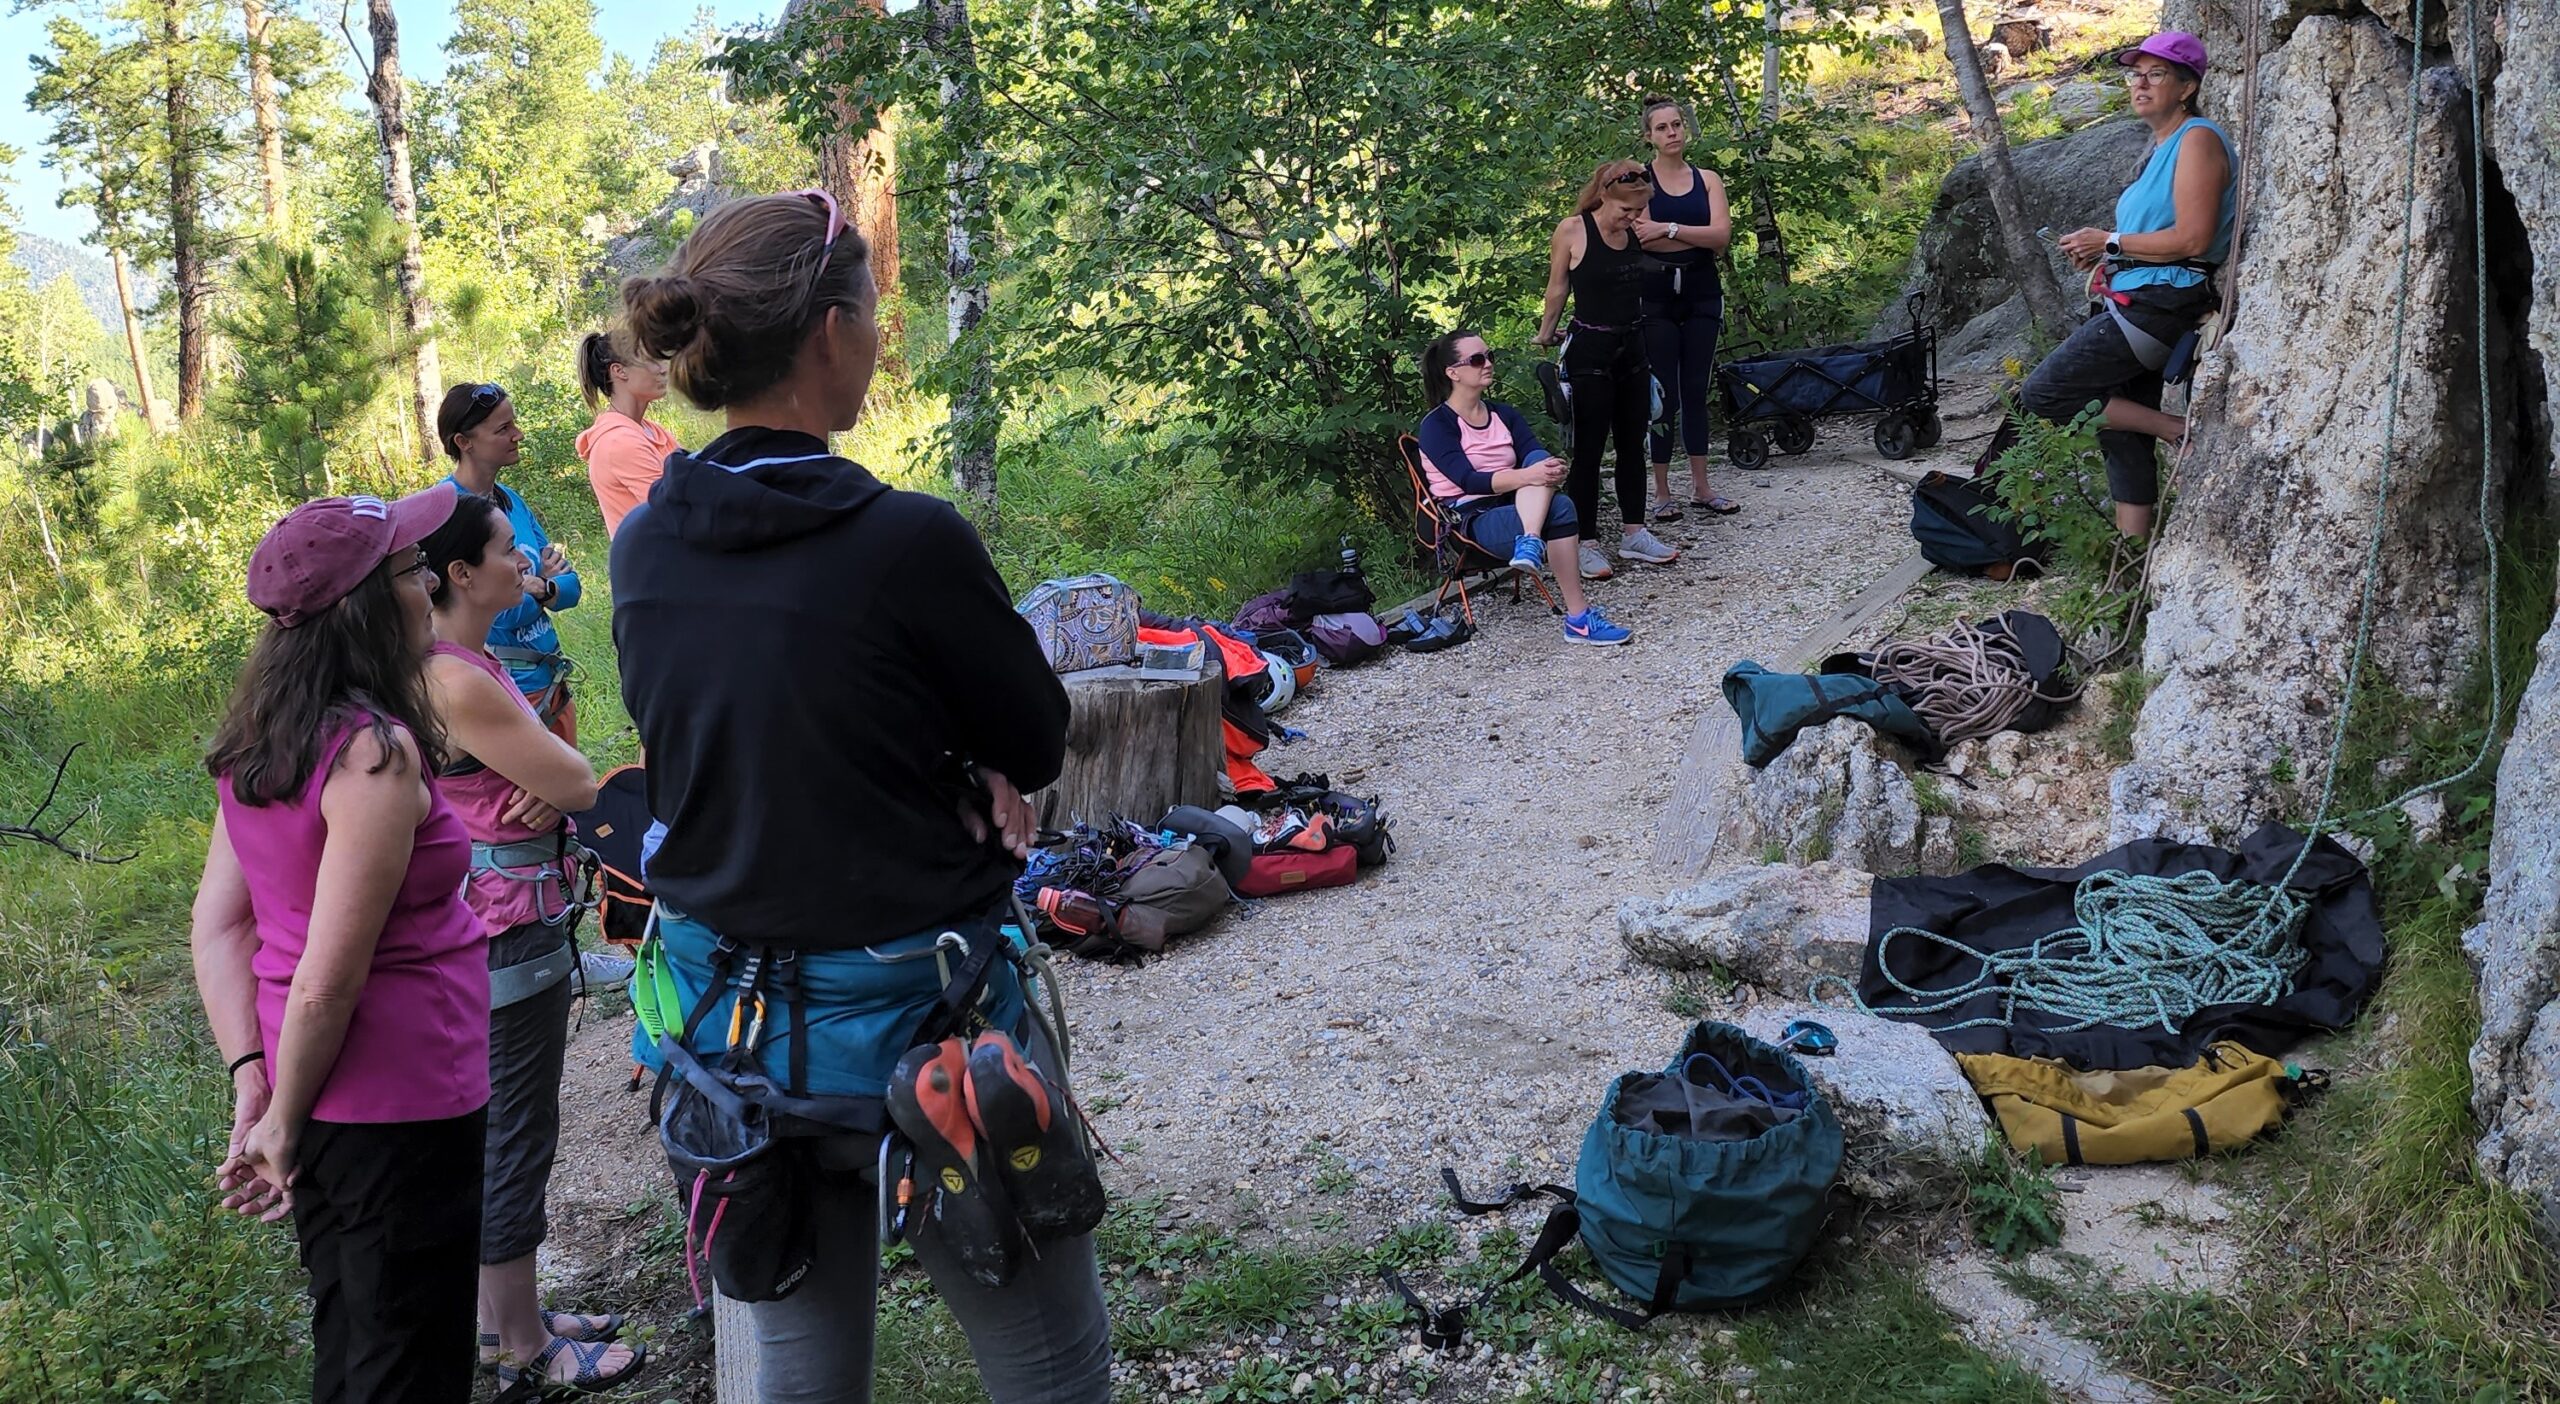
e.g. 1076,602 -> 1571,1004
216,234 -> 391,498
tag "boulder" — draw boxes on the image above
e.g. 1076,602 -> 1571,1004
601,143 -> 737,284
1738,1002 -> 1991,1208
2468,601 -> 2560,1241
1883,119 -> 2150,347
1616,861 -> 1874,992
1722,719 -> 1922,875
2110,17 -> 2515,843
2049,79 -> 2112,128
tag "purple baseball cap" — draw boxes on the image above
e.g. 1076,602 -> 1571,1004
247,482 -> 459,627
2119,30 -> 2208,74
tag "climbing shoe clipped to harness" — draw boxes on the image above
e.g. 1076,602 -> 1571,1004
887,1039 -> 1023,1288
964,1030 -> 1107,1239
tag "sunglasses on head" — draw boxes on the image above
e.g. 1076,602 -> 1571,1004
788,188 -> 852,280
451,383 -> 505,439
1607,168 -> 1655,187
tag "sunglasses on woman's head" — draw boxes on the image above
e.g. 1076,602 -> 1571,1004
788,188 -> 851,277
451,383 -> 505,438
1607,168 -> 1655,187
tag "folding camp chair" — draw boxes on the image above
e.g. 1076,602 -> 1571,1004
1397,434 -> 1564,627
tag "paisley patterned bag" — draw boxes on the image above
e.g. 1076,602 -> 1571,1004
1016,574 -> 1141,673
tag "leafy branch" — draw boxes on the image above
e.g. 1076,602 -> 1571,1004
2,744 -> 137,864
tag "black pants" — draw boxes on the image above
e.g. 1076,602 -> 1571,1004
2018,280 -> 2216,506
484,916 -> 575,1263
293,1107 -> 487,1404
1564,327 -> 1652,529
1642,272 -> 1724,461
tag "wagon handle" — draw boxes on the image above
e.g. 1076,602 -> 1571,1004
1903,288 -> 1930,333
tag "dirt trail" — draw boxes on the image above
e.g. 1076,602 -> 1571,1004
525,405 -> 1996,1399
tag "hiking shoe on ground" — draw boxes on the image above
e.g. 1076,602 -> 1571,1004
1563,606 -> 1634,647
1508,533 -> 1547,575
571,949 -> 634,997
886,1039 -> 1021,1287
1578,543 -> 1615,580
964,1031 -> 1106,1240
1619,528 -> 1680,565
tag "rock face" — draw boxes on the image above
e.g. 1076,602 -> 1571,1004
1885,119 -> 2149,354
2111,15 -> 2519,843
601,144 -> 736,284
1616,861 -> 1874,991
2469,605 -> 2560,1238
1721,719 -> 1922,874
1739,1003 -> 1990,1208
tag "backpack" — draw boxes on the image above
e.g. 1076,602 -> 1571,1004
568,764 -> 656,947
1018,574 -> 1142,673
1116,842 -> 1234,945
1289,568 -> 1376,616
1235,845 -> 1359,897
1234,587 -> 1311,635
1307,612 -> 1387,667
1908,418 -> 2045,578
1955,1042 -> 2322,1165
1384,1022 -> 1841,1342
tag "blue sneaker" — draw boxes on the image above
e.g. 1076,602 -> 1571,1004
1508,533 -> 1547,575
1562,606 -> 1633,647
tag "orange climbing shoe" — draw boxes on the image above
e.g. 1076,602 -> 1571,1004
886,1038 -> 1021,1286
963,1031 -> 1107,1240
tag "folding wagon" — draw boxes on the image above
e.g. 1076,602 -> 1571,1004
1715,293 -> 1941,468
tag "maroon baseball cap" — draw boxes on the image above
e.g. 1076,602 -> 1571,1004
247,482 -> 460,627
2119,31 -> 2208,74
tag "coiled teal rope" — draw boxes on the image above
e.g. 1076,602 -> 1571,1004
1816,869 -> 2311,1035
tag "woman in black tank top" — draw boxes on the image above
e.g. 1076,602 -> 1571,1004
1635,96 -> 1737,516
1535,160 -> 1680,582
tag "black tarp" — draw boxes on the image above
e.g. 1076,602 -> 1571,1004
1860,823 -> 2386,1070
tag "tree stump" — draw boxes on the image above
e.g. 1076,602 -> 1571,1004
1987,14 -> 2050,56
1034,662 -> 1224,829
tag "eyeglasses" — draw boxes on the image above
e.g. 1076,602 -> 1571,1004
1458,351 -> 1494,369
392,549 -> 431,580
451,383 -> 504,440
2124,67 -> 2178,85
1607,168 -> 1655,187
789,187 -> 851,281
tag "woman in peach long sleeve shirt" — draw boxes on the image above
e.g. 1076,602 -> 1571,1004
574,331 -> 682,538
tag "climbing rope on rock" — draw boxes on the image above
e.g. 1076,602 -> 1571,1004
1821,869 -> 2312,1036
1870,617 -> 2082,747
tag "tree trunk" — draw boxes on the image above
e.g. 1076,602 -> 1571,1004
243,0 -> 286,229
925,0 -> 997,522
1035,664 -> 1225,829
1932,0 -> 2068,338
365,0 -> 442,462
162,0 -> 207,419
1759,0 -> 1782,127
794,0 -> 900,320
109,247 -> 164,431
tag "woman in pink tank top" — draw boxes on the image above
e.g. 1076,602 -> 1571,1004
191,484 -> 489,1404
420,491 -> 643,1392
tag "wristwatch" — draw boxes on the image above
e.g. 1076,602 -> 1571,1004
1665,223 -> 1682,242
2104,232 -> 2122,258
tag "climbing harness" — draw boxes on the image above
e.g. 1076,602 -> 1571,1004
1869,617 -> 2083,747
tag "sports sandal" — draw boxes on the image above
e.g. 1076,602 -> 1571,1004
480,1313 -> 623,1369
1651,500 -> 1684,523
964,1031 -> 1107,1240
887,1038 -> 1022,1287
1690,496 -> 1741,515
494,1335 -> 646,1397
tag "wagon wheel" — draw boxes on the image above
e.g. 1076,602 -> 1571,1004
1913,409 -> 1944,450
1729,430 -> 1771,470
1873,414 -> 1919,460
1772,416 -> 1817,456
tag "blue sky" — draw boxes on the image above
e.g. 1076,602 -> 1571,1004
3,0 -> 782,248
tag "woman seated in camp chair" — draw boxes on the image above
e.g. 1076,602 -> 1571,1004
2018,30 -> 2234,538
1415,330 -> 1634,647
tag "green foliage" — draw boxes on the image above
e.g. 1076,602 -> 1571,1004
215,234 -> 397,497
1982,401 -> 2146,645
1968,1143 -> 2064,1259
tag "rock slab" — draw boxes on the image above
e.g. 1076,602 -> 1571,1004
2467,596 -> 2560,1243
1723,718 -> 1924,875
1616,861 -> 1875,992
1739,1002 -> 1990,1209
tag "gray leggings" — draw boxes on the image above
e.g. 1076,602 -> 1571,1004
748,1016 -> 1111,1403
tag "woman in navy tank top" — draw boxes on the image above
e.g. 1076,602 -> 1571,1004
1636,96 -> 1738,517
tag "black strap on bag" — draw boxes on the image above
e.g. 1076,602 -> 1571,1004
1381,1168 -> 1690,1351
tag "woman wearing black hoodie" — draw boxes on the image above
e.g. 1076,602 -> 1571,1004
614,193 -> 1103,1403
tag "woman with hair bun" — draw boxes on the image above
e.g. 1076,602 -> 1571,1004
1635,95 -> 1738,517
613,192 -> 1104,1403
574,330 -> 680,539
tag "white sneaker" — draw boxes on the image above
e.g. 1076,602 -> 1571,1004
1619,527 -> 1680,565
1578,542 -> 1615,580
573,948 -> 635,996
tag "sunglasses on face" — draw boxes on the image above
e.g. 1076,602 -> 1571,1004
451,383 -> 505,439
1457,351 -> 1495,369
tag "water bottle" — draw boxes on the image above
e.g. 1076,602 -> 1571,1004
1339,534 -> 1362,579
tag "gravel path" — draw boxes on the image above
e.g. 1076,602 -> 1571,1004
1066,437 -> 1926,1239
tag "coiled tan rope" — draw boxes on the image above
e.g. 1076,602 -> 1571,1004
1871,618 -> 2083,747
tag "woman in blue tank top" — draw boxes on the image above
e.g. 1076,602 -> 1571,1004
1634,96 -> 1738,519
2018,31 -> 2235,537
